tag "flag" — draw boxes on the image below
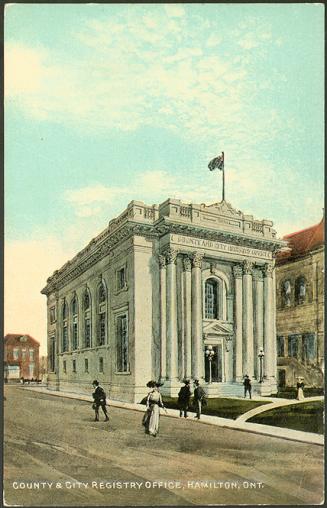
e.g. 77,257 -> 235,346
208,152 -> 224,171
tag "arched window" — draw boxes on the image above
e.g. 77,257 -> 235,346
295,276 -> 306,305
71,295 -> 78,350
97,281 -> 107,346
281,279 -> 291,307
83,288 -> 91,348
205,278 -> 219,319
62,300 -> 68,352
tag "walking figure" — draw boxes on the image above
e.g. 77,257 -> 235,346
178,379 -> 191,418
143,381 -> 166,436
243,375 -> 252,399
92,380 -> 109,421
296,378 -> 305,400
193,379 -> 206,419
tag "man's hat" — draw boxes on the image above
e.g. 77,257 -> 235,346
182,379 -> 190,385
194,378 -> 200,384
92,380 -> 99,386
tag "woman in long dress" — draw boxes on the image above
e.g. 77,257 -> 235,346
296,378 -> 305,400
143,381 -> 165,436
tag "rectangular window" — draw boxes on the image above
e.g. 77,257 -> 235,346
62,326 -> 68,352
84,358 -> 89,373
117,267 -> 126,290
116,314 -> 129,372
63,360 -> 67,374
50,306 -> 56,324
49,338 -> 55,372
29,363 -> 35,378
29,348 -> 34,360
99,357 -> 104,373
72,359 -> 76,373
73,319 -> 78,350
205,281 -> 218,319
288,335 -> 298,358
277,336 -> 285,357
13,348 -> 19,360
302,334 -> 316,362
85,318 -> 91,348
22,348 -> 27,360
99,313 -> 106,346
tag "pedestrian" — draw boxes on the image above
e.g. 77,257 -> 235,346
243,374 -> 252,399
178,379 -> 191,418
296,378 -> 305,400
193,379 -> 206,419
143,380 -> 166,436
92,380 -> 109,422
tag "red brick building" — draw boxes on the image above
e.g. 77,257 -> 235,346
4,334 -> 40,381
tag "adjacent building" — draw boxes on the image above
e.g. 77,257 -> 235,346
275,218 -> 324,388
41,199 -> 285,402
4,334 -> 40,381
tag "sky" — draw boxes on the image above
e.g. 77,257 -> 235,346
4,3 -> 324,355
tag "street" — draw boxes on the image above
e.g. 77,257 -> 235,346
4,385 -> 324,506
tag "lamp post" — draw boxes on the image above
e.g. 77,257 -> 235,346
205,345 -> 215,384
258,348 -> 265,383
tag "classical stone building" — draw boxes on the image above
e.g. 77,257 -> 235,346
276,217 -> 324,388
4,334 -> 40,381
41,199 -> 285,402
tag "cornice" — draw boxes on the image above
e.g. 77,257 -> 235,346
42,218 -> 285,296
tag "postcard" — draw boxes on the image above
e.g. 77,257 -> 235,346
4,3 -> 324,506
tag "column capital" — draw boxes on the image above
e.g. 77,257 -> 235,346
192,252 -> 204,269
158,254 -> 167,269
252,270 -> 263,282
263,262 -> 273,278
165,248 -> 178,265
183,255 -> 192,272
243,260 -> 253,275
233,264 -> 243,279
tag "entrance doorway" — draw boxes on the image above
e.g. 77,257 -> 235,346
204,344 -> 222,382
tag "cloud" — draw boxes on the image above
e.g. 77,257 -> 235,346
4,9 -> 285,158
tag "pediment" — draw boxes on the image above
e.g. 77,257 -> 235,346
203,320 -> 233,336
203,200 -> 242,218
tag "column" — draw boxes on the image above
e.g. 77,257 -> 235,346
165,248 -> 178,381
55,292 -> 60,378
158,254 -> 167,381
183,255 -> 192,379
242,260 -> 254,378
263,262 -> 275,379
253,270 -> 264,380
272,263 -> 278,380
191,252 -> 204,380
233,265 -> 243,381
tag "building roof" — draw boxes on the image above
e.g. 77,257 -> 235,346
4,334 -> 40,347
277,218 -> 324,263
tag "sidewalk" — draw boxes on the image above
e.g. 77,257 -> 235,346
20,384 -> 324,446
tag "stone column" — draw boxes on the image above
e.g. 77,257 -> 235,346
183,255 -> 192,379
242,260 -> 254,378
263,263 -> 275,379
191,252 -> 204,380
165,248 -> 179,382
253,270 -> 264,380
233,265 -> 243,381
158,254 -> 167,381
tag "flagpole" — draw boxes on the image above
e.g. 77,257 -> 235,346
222,152 -> 225,201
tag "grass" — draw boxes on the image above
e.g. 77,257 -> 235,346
248,401 -> 324,434
140,396 -> 271,420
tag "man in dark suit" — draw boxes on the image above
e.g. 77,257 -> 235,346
243,375 -> 252,399
92,380 -> 109,421
178,379 -> 191,418
193,379 -> 206,419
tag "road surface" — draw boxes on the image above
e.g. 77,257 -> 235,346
4,385 -> 324,506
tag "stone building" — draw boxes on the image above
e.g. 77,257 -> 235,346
275,217 -> 324,388
41,199 -> 285,402
4,334 -> 40,381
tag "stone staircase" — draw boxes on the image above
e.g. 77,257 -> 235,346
278,357 -> 324,387
206,382 -> 244,398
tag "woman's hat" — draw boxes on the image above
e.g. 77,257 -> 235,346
182,379 -> 190,385
92,380 -> 99,386
146,380 -> 156,388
